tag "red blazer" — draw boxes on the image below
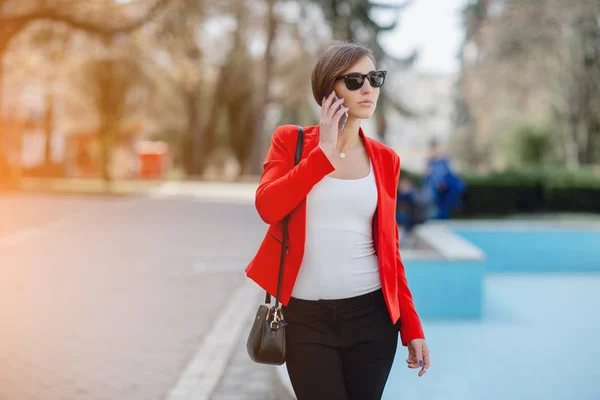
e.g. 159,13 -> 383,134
245,124 -> 424,346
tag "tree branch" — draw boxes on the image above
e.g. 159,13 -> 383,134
0,0 -> 172,38
0,19 -> 28,49
369,0 -> 412,11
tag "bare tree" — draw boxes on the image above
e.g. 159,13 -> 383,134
0,0 -> 171,186
74,55 -> 153,184
247,0 -> 278,175
455,0 -> 600,168
138,0 -> 209,175
199,1 -> 257,175
17,22 -> 72,170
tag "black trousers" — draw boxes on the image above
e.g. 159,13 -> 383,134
282,289 -> 400,400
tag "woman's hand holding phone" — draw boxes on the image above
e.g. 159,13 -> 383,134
319,91 -> 348,158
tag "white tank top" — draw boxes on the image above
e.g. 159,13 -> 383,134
291,161 -> 381,300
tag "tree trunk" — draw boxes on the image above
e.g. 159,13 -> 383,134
0,21 -> 36,187
565,119 -> 580,169
576,120 -> 590,164
0,34 -> 9,186
0,45 -> 20,187
588,119 -> 598,164
0,21 -> 31,187
247,0 -> 277,176
0,54 -> 7,186
198,93 -> 222,176
375,108 -> 388,144
43,90 -> 54,169
186,89 -> 204,175
100,123 -> 115,187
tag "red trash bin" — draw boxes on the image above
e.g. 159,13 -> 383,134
137,141 -> 171,179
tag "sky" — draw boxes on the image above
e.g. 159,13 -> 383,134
377,0 -> 468,75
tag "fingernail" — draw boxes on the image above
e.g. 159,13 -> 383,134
419,360 -> 423,366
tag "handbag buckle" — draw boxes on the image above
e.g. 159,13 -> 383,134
269,306 -> 283,330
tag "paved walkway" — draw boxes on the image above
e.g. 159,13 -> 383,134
0,190 -> 290,400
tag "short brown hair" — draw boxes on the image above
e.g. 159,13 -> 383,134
311,42 -> 376,106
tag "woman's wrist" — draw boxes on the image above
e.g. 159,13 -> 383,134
318,142 -> 336,159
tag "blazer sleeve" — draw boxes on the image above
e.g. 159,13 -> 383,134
394,155 -> 426,346
255,125 -> 335,224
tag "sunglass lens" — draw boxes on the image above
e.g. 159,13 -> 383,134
369,71 -> 385,87
346,76 -> 364,91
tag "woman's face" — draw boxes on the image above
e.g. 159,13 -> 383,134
332,55 -> 380,120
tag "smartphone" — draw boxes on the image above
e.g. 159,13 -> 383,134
334,95 -> 348,131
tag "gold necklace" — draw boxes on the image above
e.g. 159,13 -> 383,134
339,146 -> 355,158
339,141 -> 359,159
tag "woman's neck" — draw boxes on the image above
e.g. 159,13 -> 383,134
336,118 -> 362,152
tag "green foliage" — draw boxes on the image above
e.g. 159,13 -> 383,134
402,167 -> 600,216
398,168 -> 421,185
503,122 -> 558,167
464,168 -> 600,215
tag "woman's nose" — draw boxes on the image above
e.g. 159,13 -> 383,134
362,80 -> 375,93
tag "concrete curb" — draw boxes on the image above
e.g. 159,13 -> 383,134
413,223 -> 486,261
165,280 -> 260,400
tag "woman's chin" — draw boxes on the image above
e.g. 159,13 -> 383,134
349,110 -> 375,120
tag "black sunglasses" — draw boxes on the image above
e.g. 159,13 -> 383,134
334,70 -> 387,91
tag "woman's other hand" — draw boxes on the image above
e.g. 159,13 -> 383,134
406,338 -> 430,377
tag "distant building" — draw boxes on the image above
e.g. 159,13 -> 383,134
385,70 -> 457,173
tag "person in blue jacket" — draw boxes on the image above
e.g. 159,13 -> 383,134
396,177 -> 420,235
423,139 -> 465,219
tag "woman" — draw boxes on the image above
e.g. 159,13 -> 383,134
245,42 -> 430,400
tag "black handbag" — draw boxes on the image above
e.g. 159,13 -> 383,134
246,125 -> 305,365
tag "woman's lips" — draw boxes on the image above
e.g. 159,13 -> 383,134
358,101 -> 374,107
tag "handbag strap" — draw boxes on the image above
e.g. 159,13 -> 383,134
265,125 -> 305,307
